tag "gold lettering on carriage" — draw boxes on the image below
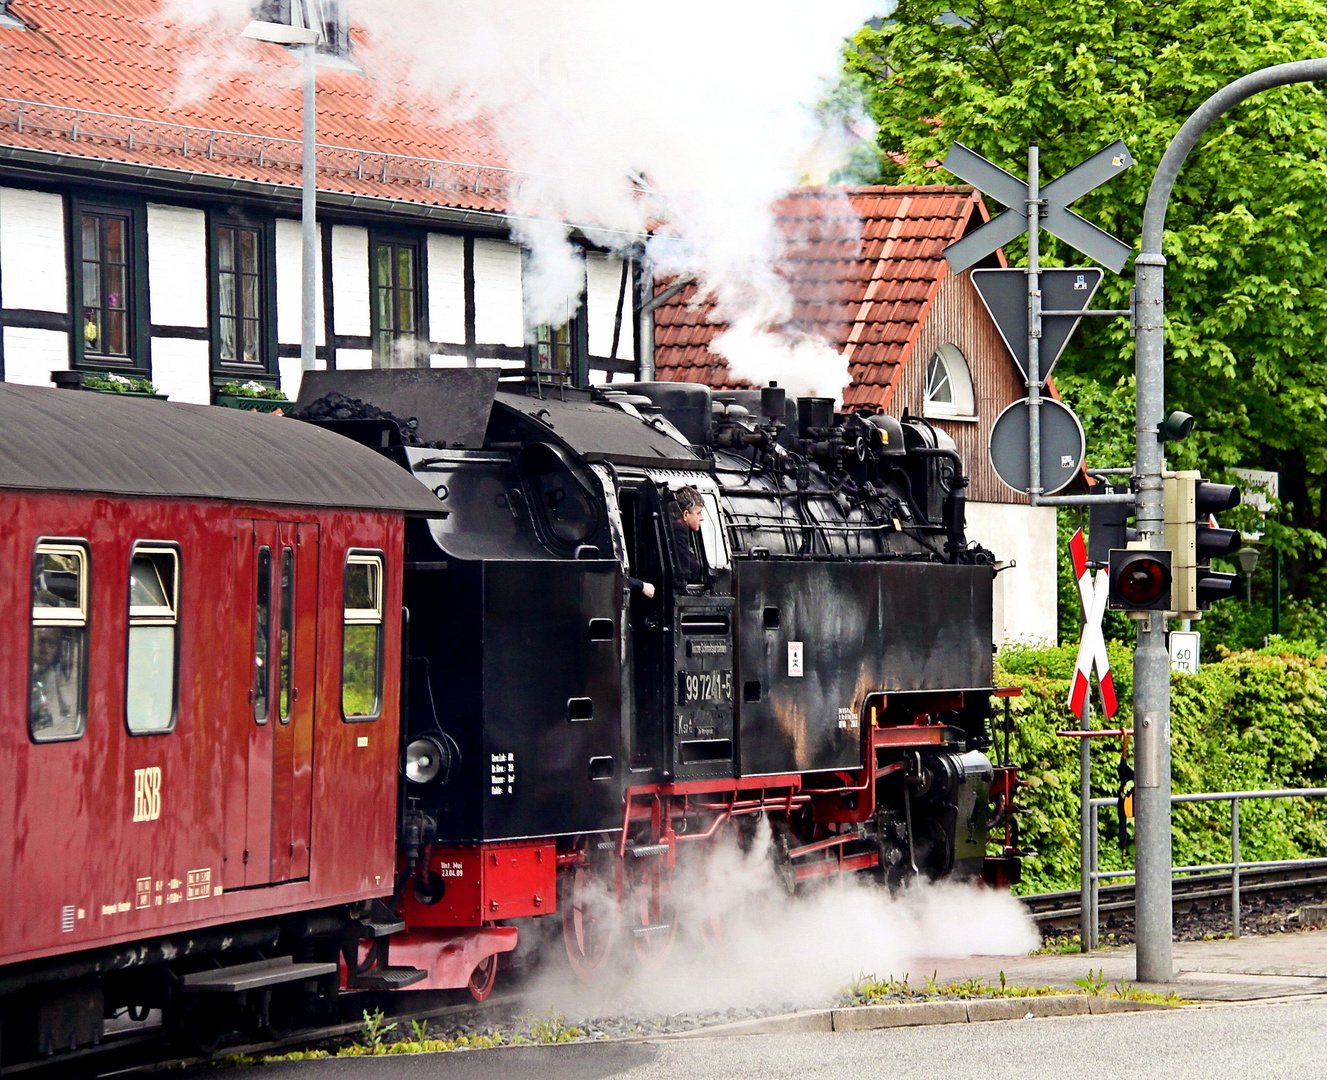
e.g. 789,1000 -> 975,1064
132,767 -> 162,822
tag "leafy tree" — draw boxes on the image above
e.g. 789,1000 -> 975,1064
844,0 -> 1327,599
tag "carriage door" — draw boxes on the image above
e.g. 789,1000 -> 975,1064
234,519 -> 320,887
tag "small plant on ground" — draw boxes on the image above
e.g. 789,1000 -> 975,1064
1073,969 -> 1110,996
360,1007 -> 398,1049
527,1008 -> 585,1044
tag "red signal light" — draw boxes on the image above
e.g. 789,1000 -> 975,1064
1119,558 -> 1168,606
1108,549 -> 1173,611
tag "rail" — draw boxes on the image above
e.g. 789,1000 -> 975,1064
1080,786 -> 1327,950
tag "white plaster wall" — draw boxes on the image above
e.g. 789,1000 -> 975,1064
4,327 -> 68,385
472,239 -> 523,347
429,352 -> 468,368
964,501 -> 1059,645
1,188 -> 67,313
586,252 -> 625,358
428,233 -> 466,345
147,204 -> 206,327
275,219 -> 326,345
150,337 -> 210,404
331,225 -> 370,336
336,349 -> 372,370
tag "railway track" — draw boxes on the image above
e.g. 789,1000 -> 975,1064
1023,864 -> 1327,931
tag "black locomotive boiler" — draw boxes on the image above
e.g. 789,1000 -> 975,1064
297,369 -> 1023,992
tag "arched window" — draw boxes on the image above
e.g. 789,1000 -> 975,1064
924,344 -> 976,419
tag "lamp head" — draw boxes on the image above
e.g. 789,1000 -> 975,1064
241,20 -> 321,45
1158,411 -> 1195,443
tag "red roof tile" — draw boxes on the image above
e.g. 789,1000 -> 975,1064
653,185 -> 990,407
0,0 -> 513,213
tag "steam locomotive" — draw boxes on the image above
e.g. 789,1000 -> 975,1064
295,369 -> 1021,995
0,369 -> 1019,1064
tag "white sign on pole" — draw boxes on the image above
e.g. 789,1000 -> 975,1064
1169,631 -> 1201,674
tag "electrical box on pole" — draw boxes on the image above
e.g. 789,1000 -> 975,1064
1164,471 -> 1241,617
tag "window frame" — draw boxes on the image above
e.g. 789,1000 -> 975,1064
922,343 -> 977,421
29,538 -> 91,744
524,247 -> 589,385
341,549 -> 386,722
208,212 -> 279,386
369,229 -> 427,367
125,542 -> 181,737
70,193 -> 150,375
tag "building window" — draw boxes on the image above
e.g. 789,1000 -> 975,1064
126,546 -> 179,735
525,249 -> 588,383
30,542 -> 89,742
372,238 -> 421,365
80,210 -> 133,362
923,343 -> 976,419
217,224 -> 263,367
342,552 -> 384,720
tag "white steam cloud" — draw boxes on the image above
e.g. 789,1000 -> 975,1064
166,0 -> 889,402
530,821 -> 1038,1018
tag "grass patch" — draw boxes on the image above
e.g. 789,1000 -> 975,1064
844,970 -> 1185,1007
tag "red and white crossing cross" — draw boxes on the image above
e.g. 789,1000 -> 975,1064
1068,528 -> 1118,719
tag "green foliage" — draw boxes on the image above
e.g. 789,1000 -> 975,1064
218,379 -> 287,400
843,0 -> 1327,595
847,969 -> 1182,1004
998,643 -> 1327,893
83,372 -> 158,394
525,1008 -> 585,1044
359,1008 -> 397,1050
1073,969 -> 1110,996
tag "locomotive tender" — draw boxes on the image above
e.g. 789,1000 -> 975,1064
0,370 -> 1020,1063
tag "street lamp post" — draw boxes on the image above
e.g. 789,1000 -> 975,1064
1237,546 -> 1260,606
241,16 -> 322,384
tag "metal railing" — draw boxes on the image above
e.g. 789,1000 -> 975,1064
0,95 -> 521,196
1081,787 -> 1327,950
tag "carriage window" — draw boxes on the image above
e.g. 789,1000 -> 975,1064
342,552 -> 384,721
126,547 -> 178,734
30,542 -> 89,742
279,546 -> 293,722
254,546 -> 272,723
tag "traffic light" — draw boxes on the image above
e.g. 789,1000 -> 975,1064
1108,548 -> 1172,611
1164,471 -> 1241,616
1088,485 -> 1137,565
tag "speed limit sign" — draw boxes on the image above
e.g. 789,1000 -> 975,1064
1169,631 -> 1200,674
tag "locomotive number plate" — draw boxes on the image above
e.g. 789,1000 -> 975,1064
679,670 -> 733,705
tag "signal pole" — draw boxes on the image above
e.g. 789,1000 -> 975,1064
1131,57 -> 1327,984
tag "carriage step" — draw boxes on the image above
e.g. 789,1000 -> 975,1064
179,957 -> 338,994
629,923 -> 674,939
353,900 -> 407,938
597,841 -> 617,851
625,843 -> 670,858
350,966 -> 427,989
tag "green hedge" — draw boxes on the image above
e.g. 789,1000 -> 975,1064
996,640 -> 1327,894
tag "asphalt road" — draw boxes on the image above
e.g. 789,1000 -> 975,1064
222,998 -> 1327,1080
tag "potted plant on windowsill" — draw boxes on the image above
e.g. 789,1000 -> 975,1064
215,379 -> 289,414
72,371 -> 168,399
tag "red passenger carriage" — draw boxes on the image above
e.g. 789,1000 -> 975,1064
0,383 -> 441,1059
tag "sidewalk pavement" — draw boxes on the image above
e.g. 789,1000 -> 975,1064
917,927 -> 1327,1002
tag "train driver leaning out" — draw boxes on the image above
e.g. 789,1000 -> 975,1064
627,484 -> 707,598
29,624 -> 82,735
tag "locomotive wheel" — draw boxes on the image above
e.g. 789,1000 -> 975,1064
561,847 -> 618,982
467,953 -> 499,1002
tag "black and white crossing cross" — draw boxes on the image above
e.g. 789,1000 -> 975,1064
942,141 -> 1135,274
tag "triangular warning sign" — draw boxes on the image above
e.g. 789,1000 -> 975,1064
971,267 -> 1103,383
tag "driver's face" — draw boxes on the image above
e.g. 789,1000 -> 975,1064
681,505 -> 704,531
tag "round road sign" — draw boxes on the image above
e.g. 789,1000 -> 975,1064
989,397 -> 1086,496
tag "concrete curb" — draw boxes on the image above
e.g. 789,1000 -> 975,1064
670,995 -> 1171,1038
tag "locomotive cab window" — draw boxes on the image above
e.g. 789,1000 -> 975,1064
30,542 -> 90,742
697,492 -> 729,571
342,552 -> 384,721
126,546 -> 179,734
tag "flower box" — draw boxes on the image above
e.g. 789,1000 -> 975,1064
215,393 -> 287,413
